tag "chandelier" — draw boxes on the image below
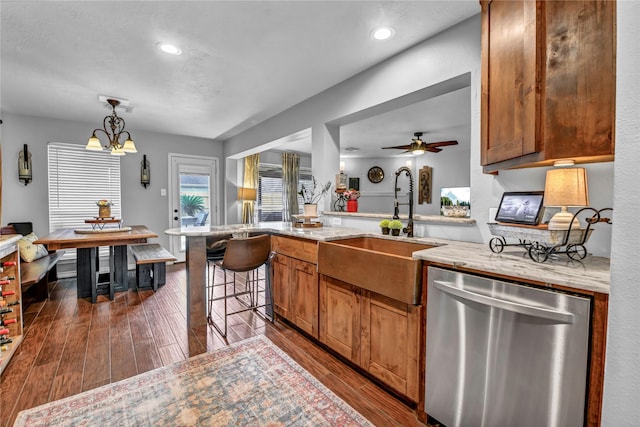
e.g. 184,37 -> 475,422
85,98 -> 137,156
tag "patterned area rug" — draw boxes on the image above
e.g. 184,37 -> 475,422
15,336 -> 373,426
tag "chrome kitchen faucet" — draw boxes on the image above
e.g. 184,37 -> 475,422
393,166 -> 414,237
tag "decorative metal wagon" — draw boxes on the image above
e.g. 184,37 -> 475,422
488,207 -> 612,263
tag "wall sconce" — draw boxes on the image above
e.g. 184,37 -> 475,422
18,144 -> 32,185
141,154 -> 150,188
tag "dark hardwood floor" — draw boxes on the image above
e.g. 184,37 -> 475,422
0,263 -> 425,426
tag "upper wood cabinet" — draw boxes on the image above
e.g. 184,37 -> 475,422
480,0 -> 616,173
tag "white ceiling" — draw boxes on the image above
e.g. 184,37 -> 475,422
0,1 -> 479,154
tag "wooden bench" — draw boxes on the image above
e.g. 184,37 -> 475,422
1,223 -> 65,301
21,251 -> 65,300
129,244 -> 177,291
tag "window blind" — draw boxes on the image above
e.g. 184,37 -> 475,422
48,142 -> 122,261
258,163 -> 311,222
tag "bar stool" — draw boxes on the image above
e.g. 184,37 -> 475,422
206,234 -> 231,287
206,234 -> 273,337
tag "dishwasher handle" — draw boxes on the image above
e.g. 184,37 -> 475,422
433,280 -> 574,324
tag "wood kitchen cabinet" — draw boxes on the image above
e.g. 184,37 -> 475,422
319,275 -> 361,363
319,274 -> 422,402
271,236 -> 319,338
272,253 -> 292,319
361,291 -> 421,401
480,0 -> 615,173
0,238 -> 24,376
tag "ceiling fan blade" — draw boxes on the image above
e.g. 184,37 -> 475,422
425,147 -> 443,153
382,144 -> 412,150
425,140 -> 458,148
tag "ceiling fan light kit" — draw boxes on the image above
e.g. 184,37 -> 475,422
382,131 -> 458,155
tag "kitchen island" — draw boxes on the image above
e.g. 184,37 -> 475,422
166,222 -> 610,328
164,223 -> 368,330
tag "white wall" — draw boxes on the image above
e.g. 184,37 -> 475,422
601,1 -> 640,424
1,112 -> 223,251
340,152 -> 472,217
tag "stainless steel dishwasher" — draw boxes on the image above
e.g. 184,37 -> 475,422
425,266 -> 591,427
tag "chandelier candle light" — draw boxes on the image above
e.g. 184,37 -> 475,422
86,98 -> 137,156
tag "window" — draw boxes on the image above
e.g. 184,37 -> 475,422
258,163 -> 312,222
48,142 -> 121,261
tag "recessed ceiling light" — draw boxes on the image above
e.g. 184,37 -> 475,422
157,42 -> 182,55
371,26 -> 395,41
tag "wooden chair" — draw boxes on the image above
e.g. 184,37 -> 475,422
206,234 -> 273,337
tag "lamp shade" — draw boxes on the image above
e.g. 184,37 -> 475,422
543,168 -> 589,207
543,167 -> 589,230
86,135 -> 103,151
111,146 -> 126,156
237,187 -> 257,201
122,138 -> 137,153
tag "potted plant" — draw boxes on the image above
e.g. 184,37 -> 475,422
344,188 -> 360,212
379,219 -> 391,235
299,177 -> 332,216
388,219 -> 403,236
96,199 -> 113,218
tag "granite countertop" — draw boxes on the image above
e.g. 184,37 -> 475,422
0,234 -> 22,247
165,223 -> 610,294
322,211 -> 476,226
164,222 -> 368,241
412,241 -> 610,295
0,234 -> 22,258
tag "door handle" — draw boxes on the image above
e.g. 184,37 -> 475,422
433,280 -> 574,324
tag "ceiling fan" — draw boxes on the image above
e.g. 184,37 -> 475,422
382,132 -> 458,155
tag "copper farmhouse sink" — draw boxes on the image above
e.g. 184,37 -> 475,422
317,237 -> 434,305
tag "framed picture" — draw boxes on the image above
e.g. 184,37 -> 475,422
348,177 -> 360,191
494,191 -> 545,225
418,166 -> 432,204
440,187 -> 471,217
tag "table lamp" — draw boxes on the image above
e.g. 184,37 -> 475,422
543,167 -> 589,230
237,187 -> 257,224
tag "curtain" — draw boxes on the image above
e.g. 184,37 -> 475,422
242,153 -> 260,224
282,152 -> 300,222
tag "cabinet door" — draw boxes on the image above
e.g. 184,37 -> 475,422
481,0 -> 616,172
541,0 -> 616,162
271,253 -> 291,319
481,0 -> 540,166
361,292 -> 421,402
291,259 -> 318,338
319,275 -> 360,364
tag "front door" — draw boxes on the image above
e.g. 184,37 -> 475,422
168,153 -> 219,262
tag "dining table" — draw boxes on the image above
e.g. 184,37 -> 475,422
35,225 -> 158,302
